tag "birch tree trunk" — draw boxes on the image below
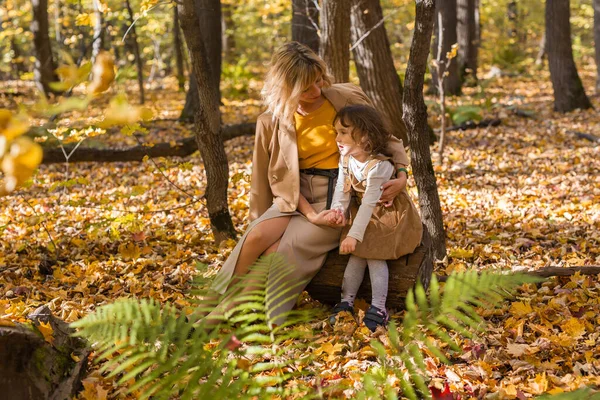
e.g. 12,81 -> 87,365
546,0 -> 592,112
350,0 -> 408,144
91,0 -> 105,63
292,0 -> 320,53
178,0 -> 236,241
320,0 -> 350,83
403,0 -> 447,261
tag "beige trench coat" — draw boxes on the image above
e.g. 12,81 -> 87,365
212,83 -> 411,324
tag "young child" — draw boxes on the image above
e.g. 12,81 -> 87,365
326,105 -> 422,332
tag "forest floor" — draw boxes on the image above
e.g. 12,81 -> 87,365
1,66 -> 599,399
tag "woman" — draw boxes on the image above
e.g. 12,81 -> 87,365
208,42 -> 411,325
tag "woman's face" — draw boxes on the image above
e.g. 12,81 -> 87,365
298,75 -> 324,104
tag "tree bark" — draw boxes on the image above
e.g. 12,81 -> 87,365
430,0 -> 461,96
403,0 -> 447,261
173,6 -> 186,91
41,123 -> 255,164
319,0 -> 350,83
350,0 -> 408,144
546,0 -> 592,112
125,0 -> 145,104
292,0 -> 320,54
91,0 -> 105,63
31,0 -> 60,97
595,0 -> 600,92
0,306 -> 89,400
178,0 -> 236,242
456,0 -> 478,82
180,0 -> 222,122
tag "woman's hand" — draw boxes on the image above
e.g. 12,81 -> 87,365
307,209 -> 336,226
379,173 -> 407,207
339,237 -> 357,254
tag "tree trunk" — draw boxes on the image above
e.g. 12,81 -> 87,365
292,0 -> 320,54
31,0 -> 60,97
0,306 -> 89,400
430,0 -> 461,96
456,0 -> 478,82
178,0 -> 236,242
308,224 -> 433,309
125,0 -> 145,104
546,0 -> 592,112
91,0 -> 105,63
403,0 -> 447,261
180,0 -> 222,122
173,7 -> 186,91
350,0 -> 408,144
222,1 -> 237,59
507,0 -> 517,38
319,0 -> 350,83
595,0 -> 600,91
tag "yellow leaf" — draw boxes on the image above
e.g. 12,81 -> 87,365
119,242 -> 141,260
449,248 -> 474,260
0,109 -> 30,141
509,301 -> 533,317
38,321 -> 54,345
560,318 -> 585,338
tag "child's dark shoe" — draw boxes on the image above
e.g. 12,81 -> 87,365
328,301 -> 354,325
364,306 -> 389,332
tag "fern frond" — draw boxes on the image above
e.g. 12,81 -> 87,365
72,252 -> 317,399
357,270 -> 542,400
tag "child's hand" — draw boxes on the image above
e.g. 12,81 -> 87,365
340,237 -> 357,254
326,208 -> 346,226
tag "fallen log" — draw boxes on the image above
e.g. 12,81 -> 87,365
435,265 -> 600,282
567,130 -> 600,143
441,118 -> 501,133
306,224 -> 433,310
41,122 -> 256,164
0,306 -> 89,400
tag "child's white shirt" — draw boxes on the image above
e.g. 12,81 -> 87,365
330,156 -> 394,242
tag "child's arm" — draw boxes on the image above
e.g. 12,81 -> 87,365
346,161 -> 395,243
328,161 -> 351,225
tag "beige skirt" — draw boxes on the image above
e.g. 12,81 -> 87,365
211,174 -> 341,325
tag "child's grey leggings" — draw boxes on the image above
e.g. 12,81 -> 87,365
341,255 -> 388,310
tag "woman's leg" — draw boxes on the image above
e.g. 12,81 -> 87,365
230,216 -> 291,282
203,216 -> 291,323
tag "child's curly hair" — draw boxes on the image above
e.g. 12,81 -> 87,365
334,105 -> 392,155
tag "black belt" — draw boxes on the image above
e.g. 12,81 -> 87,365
299,168 -> 339,210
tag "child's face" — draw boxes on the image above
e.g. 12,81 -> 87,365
334,120 -> 366,157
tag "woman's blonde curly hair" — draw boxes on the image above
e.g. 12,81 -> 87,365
261,42 -> 333,125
